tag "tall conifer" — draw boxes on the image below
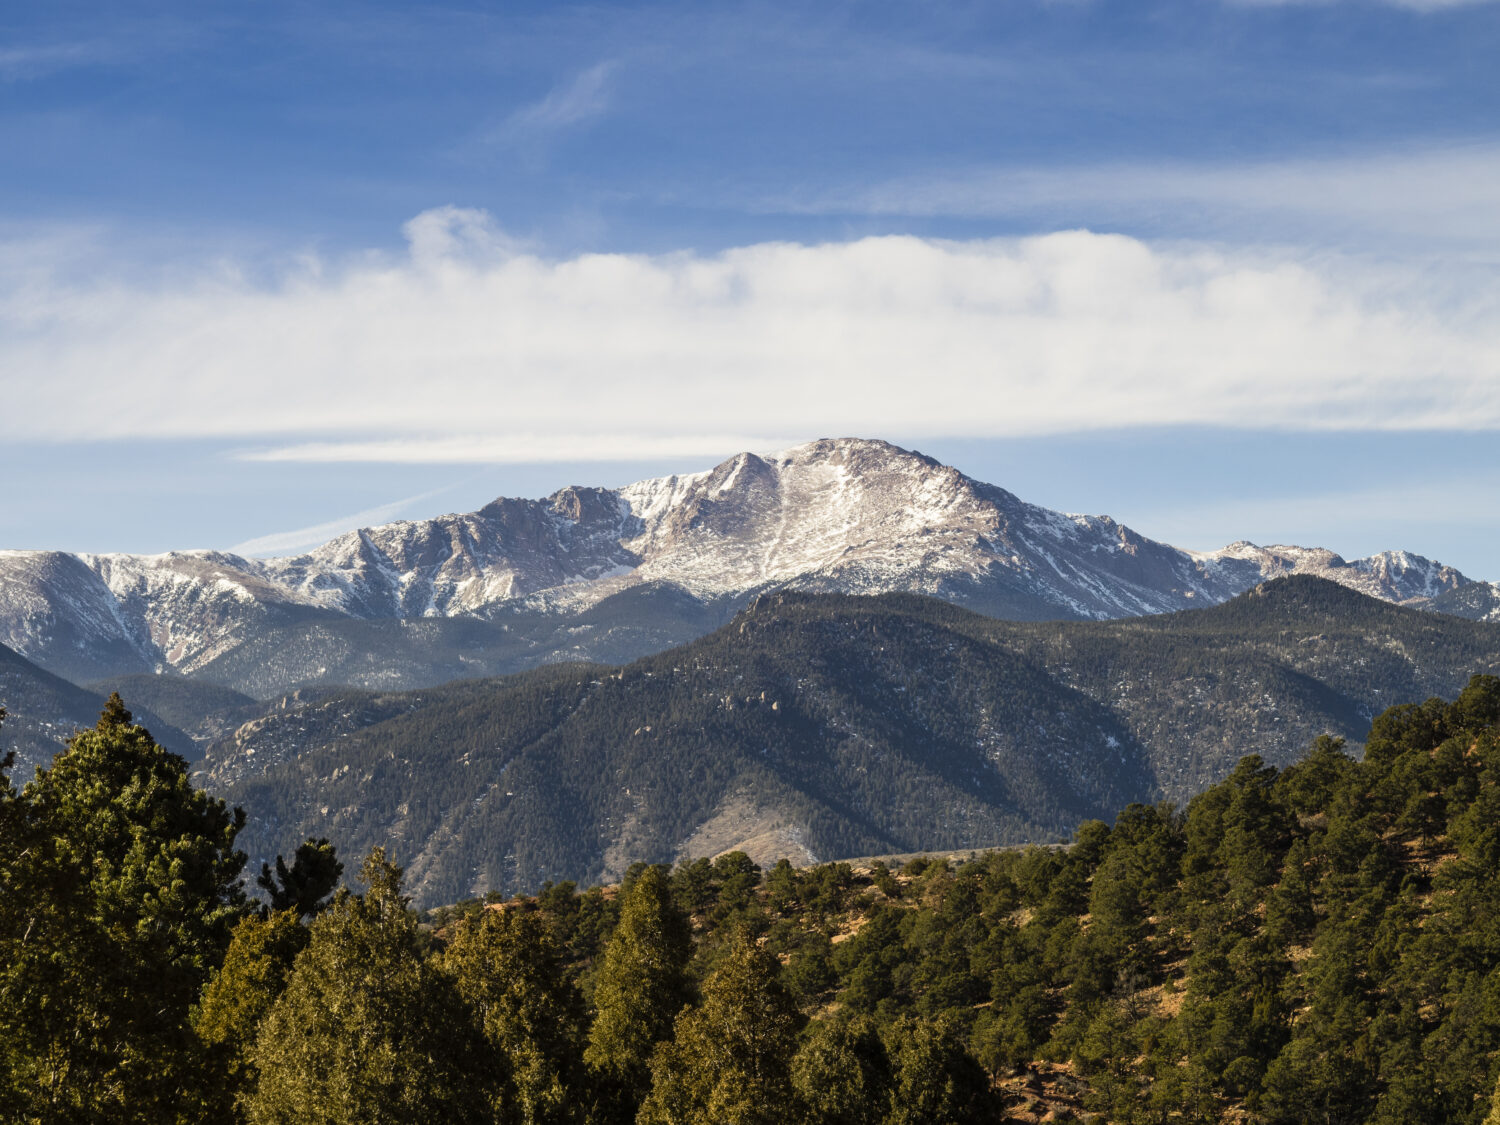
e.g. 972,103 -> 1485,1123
583,865 -> 691,1121
245,849 -> 495,1125
194,909 -> 309,1119
637,933 -> 801,1125
443,906 -> 587,1124
0,695 -> 247,1122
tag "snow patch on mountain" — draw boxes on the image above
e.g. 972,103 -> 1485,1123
0,437 -> 1484,683
1193,542 -> 1467,606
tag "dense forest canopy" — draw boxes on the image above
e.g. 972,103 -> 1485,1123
6,677 -> 1500,1121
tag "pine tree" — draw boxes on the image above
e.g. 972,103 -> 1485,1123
881,1016 -> 997,1125
583,865 -> 691,1121
194,909 -> 310,1119
766,857 -> 801,914
442,906 -> 587,1124
790,1015 -> 891,1125
0,694 -> 248,1123
256,837 -> 343,918
245,848 -> 496,1125
637,933 -> 802,1125
0,705 -> 21,1113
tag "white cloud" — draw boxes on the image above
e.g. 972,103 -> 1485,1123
226,485 -> 458,556
4,212 -> 1499,453
401,206 -> 528,269
488,63 -> 615,144
241,432 -> 797,464
780,144 -> 1500,254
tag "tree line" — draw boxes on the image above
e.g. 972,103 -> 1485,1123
8,676 -> 1500,1121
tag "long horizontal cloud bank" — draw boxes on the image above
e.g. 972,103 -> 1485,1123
807,145 -> 1500,250
6,207 -> 1499,458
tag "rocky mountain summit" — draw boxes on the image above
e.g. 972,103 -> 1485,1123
1195,541 -> 1471,606
0,438 -> 1486,690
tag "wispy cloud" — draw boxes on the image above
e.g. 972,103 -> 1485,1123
226,485 -> 460,556
0,41 -> 120,82
240,433 -> 797,464
0,15 -> 206,82
4,210 -> 1499,456
774,143 -> 1500,252
486,62 -> 616,146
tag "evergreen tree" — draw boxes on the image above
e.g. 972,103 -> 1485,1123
1265,838 -> 1315,947
256,837 -> 343,918
1484,1071 -> 1500,1125
0,706 -> 16,932
790,1014 -> 891,1125
671,857 -> 717,915
0,706 -> 21,1113
881,1016 -> 997,1125
711,851 -> 763,921
0,695 -> 247,1123
245,848 -> 495,1125
766,857 -> 801,914
194,909 -> 309,1119
583,865 -> 691,1121
1276,735 -> 1355,818
637,933 -> 802,1125
443,906 -> 587,1124
869,860 -> 902,900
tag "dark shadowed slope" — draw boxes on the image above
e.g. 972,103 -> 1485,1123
0,640 -> 198,777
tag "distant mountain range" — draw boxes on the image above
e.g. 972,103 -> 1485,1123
1,438 -> 1494,698
200,577 -> 1500,907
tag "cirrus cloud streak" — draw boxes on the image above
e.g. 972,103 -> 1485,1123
5,206 -> 1499,459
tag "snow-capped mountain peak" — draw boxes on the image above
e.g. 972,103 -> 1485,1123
1193,541 -> 1467,606
0,437 -> 1483,684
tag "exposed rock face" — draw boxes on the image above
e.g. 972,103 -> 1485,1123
0,437 -> 1479,687
1430,580 -> 1500,623
0,550 -> 156,684
263,486 -> 639,620
1195,542 -> 1470,606
610,440 -> 1241,616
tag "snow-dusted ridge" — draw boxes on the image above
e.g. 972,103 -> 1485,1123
0,437 -> 1488,683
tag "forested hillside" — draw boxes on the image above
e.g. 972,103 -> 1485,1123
0,638 -> 198,776
9,677 -> 1500,1121
209,577 -> 1500,905
84,672 -> 257,745
217,621 -> 1145,907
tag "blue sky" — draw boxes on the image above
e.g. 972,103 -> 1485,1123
3,0 -> 1499,575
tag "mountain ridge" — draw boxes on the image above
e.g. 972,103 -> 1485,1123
0,437 -> 1487,693
0,638 -> 201,777
206,576 -> 1500,907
